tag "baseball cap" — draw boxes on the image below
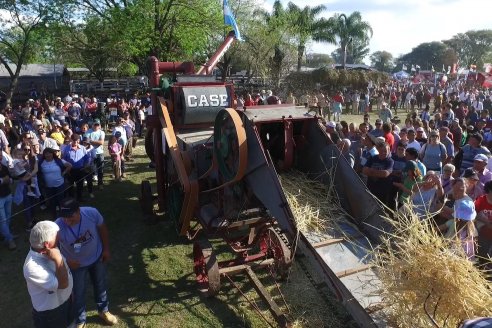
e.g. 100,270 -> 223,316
82,136 -> 90,144
93,118 -> 101,125
46,144 -> 60,151
474,154 -> 489,162
429,130 -> 439,137
29,221 -> 60,249
416,127 -> 424,132
375,119 -> 382,124
326,121 -> 336,128
114,131 -> 122,138
463,168 -> 479,181
34,119 -> 43,126
53,120 -> 61,127
59,198 -> 80,218
453,198 -> 476,221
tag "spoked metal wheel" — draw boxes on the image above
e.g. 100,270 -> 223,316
193,239 -> 221,297
259,227 -> 292,280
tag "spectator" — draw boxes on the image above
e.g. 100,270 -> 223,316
405,147 -> 426,176
454,133 -> 491,175
439,127 -> 454,164
337,138 -> 354,168
62,134 -> 89,201
406,129 -> 422,151
55,198 -> 118,327
81,137 -> 95,198
38,146 -> 71,219
50,121 -> 64,145
136,104 -> 146,138
362,142 -> 394,208
23,221 -> 73,328
463,168 -> 483,200
439,178 -> 477,260
369,119 -> 384,137
441,163 -> 456,196
379,102 -> 393,123
86,119 -> 105,190
109,134 -> 123,181
471,154 -> 492,186
410,171 -> 444,218
393,160 -> 422,206
0,150 -> 13,250
419,130 -> 447,173
415,127 -> 428,145
474,181 -> 492,270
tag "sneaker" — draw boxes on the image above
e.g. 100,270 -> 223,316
7,240 -> 16,250
89,193 -> 95,199
93,175 -> 98,182
40,204 -> 47,210
27,191 -> 36,197
98,311 -> 118,325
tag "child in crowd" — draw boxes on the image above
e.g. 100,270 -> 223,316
108,134 -> 122,181
11,148 -> 37,197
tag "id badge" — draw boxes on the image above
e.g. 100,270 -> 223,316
73,243 -> 82,253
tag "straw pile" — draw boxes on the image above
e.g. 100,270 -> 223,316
372,204 -> 492,327
280,170 -> 345,234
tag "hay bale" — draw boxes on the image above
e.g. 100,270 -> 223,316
372,205 -> 492,327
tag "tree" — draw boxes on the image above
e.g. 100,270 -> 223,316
323,12 -> 373,69
443,30 -> 492,68
370,51 -> 394,72
286,2 -> 329,72
0,0 -> 53,106
305,53 -> 334,68
397,41 -> 458,72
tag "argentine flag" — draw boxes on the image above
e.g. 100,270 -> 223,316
223,0 -> 242,41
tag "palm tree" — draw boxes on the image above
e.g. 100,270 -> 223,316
328,12 -> 373,69
286,3 -> 332,72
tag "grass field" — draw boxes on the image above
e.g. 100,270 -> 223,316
0,118 -> 364,327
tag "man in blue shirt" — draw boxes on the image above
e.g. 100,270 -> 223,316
56,198 -> 117,327
62,134 -> 89,201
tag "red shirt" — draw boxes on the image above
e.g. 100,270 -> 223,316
384,132 -> 395,149
475,195 -> 492,223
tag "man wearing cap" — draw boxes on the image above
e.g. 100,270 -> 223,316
37,128 -> 58,152
23,221 -> 73,328
55,198 -> 117,327
472,154 -> 492,186
86,119 -> 105,189
363,142 -> 394,208
378,102 -> 393,123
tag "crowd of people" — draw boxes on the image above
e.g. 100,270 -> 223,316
0,92 -> 150,327
322,83 -> 492,268
0,92 -> 147,251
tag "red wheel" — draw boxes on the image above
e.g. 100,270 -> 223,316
259,228 -> 292,280
193,239 -> 220,297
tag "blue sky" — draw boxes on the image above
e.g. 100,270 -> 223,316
259,0 -> 492,63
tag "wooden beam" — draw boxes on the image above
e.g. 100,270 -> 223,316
336,264 -> 373,278
312,238 -> 344,248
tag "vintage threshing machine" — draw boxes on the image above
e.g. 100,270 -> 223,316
142,32 -> 392,327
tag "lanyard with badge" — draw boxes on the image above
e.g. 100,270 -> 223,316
68,216 -> 82,253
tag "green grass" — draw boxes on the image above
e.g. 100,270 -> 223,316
0,134 -> 357,328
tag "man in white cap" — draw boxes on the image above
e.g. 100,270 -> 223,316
23,221 -> 73,328
472,154 -> 492,185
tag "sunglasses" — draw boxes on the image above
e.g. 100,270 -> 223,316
23,148 -> 31,151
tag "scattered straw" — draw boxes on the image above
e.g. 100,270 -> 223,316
372,204 -> 492,327
280,170 -> 346,234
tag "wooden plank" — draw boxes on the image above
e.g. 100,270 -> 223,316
312,238 -> 344,248
336,264 -> 373,278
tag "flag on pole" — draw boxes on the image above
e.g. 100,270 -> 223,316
442,64 -> 445,73
447,66 -> 451,74
402,64 -> 407,71
411,65 -> 416,72
431,65 -> 435,73
224,0 -> 242,41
